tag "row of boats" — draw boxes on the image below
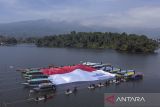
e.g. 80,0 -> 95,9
19,62 -> 143,94
82,62 -> 143,81
21,69 -> 56,92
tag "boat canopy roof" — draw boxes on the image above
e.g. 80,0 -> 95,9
82,62 -> 101,66
26,70 -> 41,74
124,72 -> 135,76
28,78 -> 49,82
38,83 -> 54,87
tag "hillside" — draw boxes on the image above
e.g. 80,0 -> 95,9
0,19 -> 159,37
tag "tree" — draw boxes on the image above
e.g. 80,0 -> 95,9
35,31 -> 159,53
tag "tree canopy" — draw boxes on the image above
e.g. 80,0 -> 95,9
36,31 -> 159,53
0,35 -> 17,45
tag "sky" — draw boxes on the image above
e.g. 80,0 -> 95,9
0,0 -> 160,29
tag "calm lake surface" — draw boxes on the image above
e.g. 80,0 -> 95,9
0,44 -> 160,107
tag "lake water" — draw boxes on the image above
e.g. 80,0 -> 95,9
0,44 -> 160,107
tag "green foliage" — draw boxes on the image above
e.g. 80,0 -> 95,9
0,35 -> 17,45
36,31 -> 159,53
17,37 -> 39,43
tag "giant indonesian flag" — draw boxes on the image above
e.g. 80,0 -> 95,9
42,64 -> 115,85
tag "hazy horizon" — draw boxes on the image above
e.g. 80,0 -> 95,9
0,0 -> 160,37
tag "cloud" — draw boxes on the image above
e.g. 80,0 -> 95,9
0,0 -> 160,30
0,0 -> 99,23
80,6 -> 160,29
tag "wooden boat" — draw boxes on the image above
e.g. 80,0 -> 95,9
82,62 -> 101,66
23,70 -> 42,75
22,78 -> 51,87
65,90 -> 72,95
124,71 -> 135,76
23,71 -> 43,78
33,83 -> 56,92
88,85 -> 96,89
92,64 -> 104,68
114,81 -> 120,85
92,63 -> 112,70
110,68 -> 121,73
34,93 -> 54,101
34,97 -> 45,101
129,73 -> 143,80
25,75 -> 48,80
97,84 -> 104,87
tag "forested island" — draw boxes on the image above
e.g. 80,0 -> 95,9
0,32 -> 159,53
0,36 -> 38,45
36,31 -> 159,53
0,35 -> 17,45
